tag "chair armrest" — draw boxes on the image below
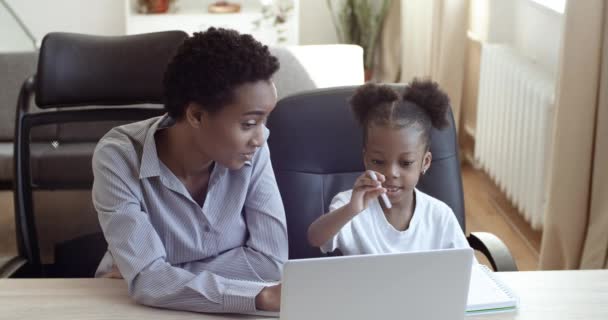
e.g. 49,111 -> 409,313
467,232 -> 518,271
0,256 -> 27,278
326,249 -> 343,257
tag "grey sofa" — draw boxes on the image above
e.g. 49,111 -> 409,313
0,52 -> 36,188
0,45 -> 364,188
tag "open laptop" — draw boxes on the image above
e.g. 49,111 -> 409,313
251,248 -> 474,320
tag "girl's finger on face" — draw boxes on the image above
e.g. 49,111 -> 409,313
366,170 -> 387,184
369,188 -> 387,197
375,172 -> 386,182
355,177 -> 381,188
365,170 -> 380,181
354,185 -> 382,194
356,172 -> 374,184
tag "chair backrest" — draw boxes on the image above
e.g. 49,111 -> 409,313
13,31 -> 187,277
35,32 -> 187,108
267,86 -> 466,259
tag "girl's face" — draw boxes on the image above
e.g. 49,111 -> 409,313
363,124 -> 432,206
188,80 -> 277,170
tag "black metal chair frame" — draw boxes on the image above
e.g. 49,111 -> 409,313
12,75 -> 165,277
6,30 -> 188,277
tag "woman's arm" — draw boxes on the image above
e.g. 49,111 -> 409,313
93,140 -> 271,313
239,143 -> 289,279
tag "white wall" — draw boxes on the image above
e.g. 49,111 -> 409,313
470,0 -> 517,44
299,0 -> 338,44
1,0 -> 561,65
513,0 -> 563,76
0,4 -> 35,52
469,0 -> 563,76
0,0 -> 337,52
0,0 -> 124,52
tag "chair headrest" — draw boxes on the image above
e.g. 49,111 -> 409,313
268,86 -> 459,173
36,31 -> 188,108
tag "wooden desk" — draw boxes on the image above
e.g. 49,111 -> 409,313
474,270 -> 608,320
1,270 -> 607,320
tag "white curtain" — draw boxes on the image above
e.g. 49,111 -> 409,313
540,0 -> 608,270
399,0 -> 469,126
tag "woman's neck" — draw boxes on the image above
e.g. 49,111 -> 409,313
156,123 -> 213,180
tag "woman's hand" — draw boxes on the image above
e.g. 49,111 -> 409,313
101,264 -> 123,279
349,170 -> 386,214
255,284 -> 281,311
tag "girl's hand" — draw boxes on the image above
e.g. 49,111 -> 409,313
349,170 -> 387,214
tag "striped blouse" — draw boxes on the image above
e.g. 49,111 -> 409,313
92,115 -> 288,313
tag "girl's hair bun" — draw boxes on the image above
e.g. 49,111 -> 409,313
403,78 -> 450,129
350,83 -> 399,126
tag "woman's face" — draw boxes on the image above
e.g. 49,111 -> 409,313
191,80 -> 278,170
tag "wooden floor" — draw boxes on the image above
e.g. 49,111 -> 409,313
0,191 -> 16,257
462,164 -> 541,271
0,165 -> 541,270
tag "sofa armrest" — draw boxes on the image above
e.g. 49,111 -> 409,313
0,255 -> 27,278
270,44 -> 364,99
467,232 -> 518,271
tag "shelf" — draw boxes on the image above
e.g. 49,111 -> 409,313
125,0 -> 300,45
129,0 -> 263,16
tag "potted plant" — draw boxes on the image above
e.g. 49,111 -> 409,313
327,0 -> 391,80
137,0 -> 176,14
253,0 -> 295,44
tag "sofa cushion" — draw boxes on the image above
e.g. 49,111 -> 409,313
270,45 -> 364,99
0,124 -> 74,186
0,141 -> 98,188
0,52 -> 58,142
0,143 -> 12,187
0,52 -> 36,140
30,142 -> 98,188
1,141 -> 62,187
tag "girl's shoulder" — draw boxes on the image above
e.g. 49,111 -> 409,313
414,189 -> 454,219
330,189 -> 353,208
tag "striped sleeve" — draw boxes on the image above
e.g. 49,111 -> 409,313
242,143 -> 289,279
92,139 -> 266,313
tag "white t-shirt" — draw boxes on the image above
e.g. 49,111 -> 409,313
320,188 -> 471,255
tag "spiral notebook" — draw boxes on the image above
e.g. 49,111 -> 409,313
466,264 -> 518,315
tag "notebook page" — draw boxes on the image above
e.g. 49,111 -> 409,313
466,264 -> 517,313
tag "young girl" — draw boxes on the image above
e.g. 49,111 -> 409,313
307,79 -> 470,255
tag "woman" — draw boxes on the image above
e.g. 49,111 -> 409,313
92,28 -> 286,313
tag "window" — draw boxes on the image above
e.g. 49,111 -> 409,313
529,0 -> 566,14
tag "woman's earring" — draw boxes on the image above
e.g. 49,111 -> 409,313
422,169 -> 427,175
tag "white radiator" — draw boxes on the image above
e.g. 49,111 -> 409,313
474,44 -> 555,231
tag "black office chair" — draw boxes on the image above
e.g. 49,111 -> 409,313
267,86 -> 518,271
3,31 -> 188,278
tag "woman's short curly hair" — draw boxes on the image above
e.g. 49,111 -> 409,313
163,28 -> 280,119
